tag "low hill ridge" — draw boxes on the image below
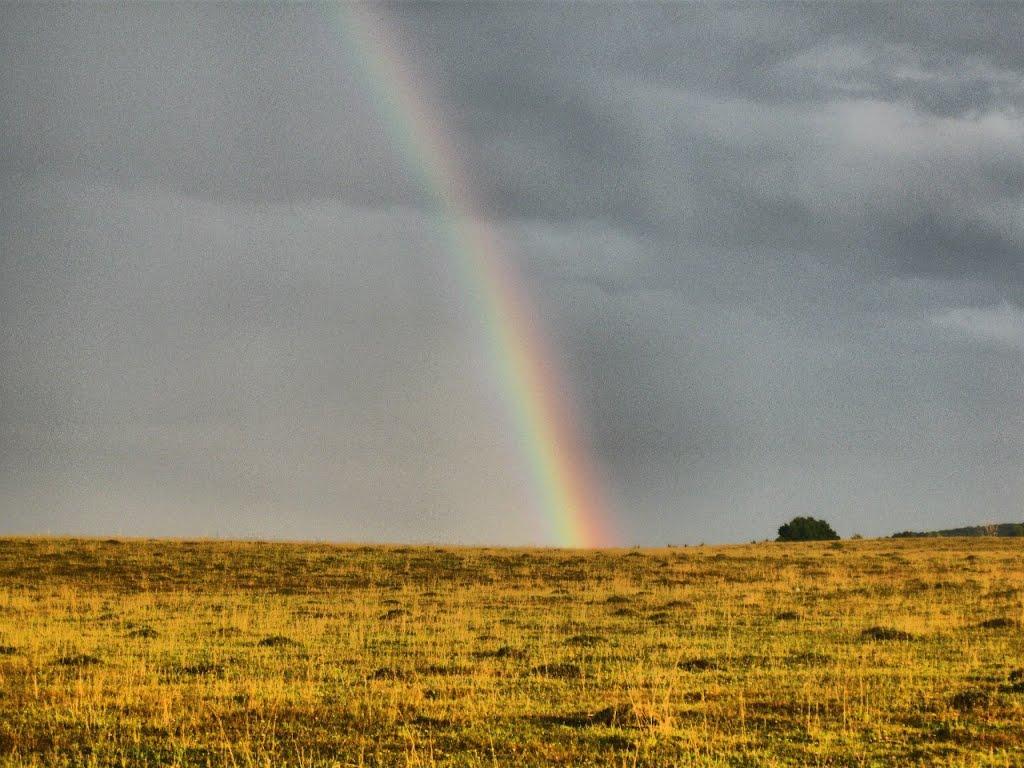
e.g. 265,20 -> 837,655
892,522 -> 1024,538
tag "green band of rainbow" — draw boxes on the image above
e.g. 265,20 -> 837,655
332,5 -> 614,547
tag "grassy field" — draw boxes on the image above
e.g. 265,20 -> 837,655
0,537 -> 1022,767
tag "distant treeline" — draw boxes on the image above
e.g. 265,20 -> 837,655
892,523 -> 1024,538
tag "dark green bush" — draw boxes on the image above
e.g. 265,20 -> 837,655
777,516 -> 839,542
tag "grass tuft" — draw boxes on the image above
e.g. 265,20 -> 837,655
950,688 -> 990,711
529,662 -> 582,678
566,634 -> 605,647
54,653 -> 101,667
861,626 -> 916,641
257,634 -> 301,648
678,657 -> 719,672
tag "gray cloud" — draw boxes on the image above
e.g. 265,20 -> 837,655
388,4 -> 1024,290
1,4 -> 423,206
2,3 -> 1023,544
933,303 -> 1024,349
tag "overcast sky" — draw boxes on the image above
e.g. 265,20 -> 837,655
2,3 -> 1022,545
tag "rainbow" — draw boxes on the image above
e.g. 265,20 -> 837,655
332,5 -> 614,547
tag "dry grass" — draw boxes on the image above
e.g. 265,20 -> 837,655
0,537 -> 1022,766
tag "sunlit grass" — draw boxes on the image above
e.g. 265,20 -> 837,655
0,537 -> 1021,766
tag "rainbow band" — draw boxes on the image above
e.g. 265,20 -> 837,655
333,5 -> 613,547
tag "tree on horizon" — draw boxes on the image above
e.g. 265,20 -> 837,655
777,516 -> 840,542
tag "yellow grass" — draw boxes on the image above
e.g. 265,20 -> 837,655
0,537 -> 1022,766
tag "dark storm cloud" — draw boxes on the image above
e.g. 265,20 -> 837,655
396,3 -> 1024,114
2,3 -> 1022,543
383,3 -> 1024,288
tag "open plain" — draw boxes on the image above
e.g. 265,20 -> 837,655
0,537 -> 1022,767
